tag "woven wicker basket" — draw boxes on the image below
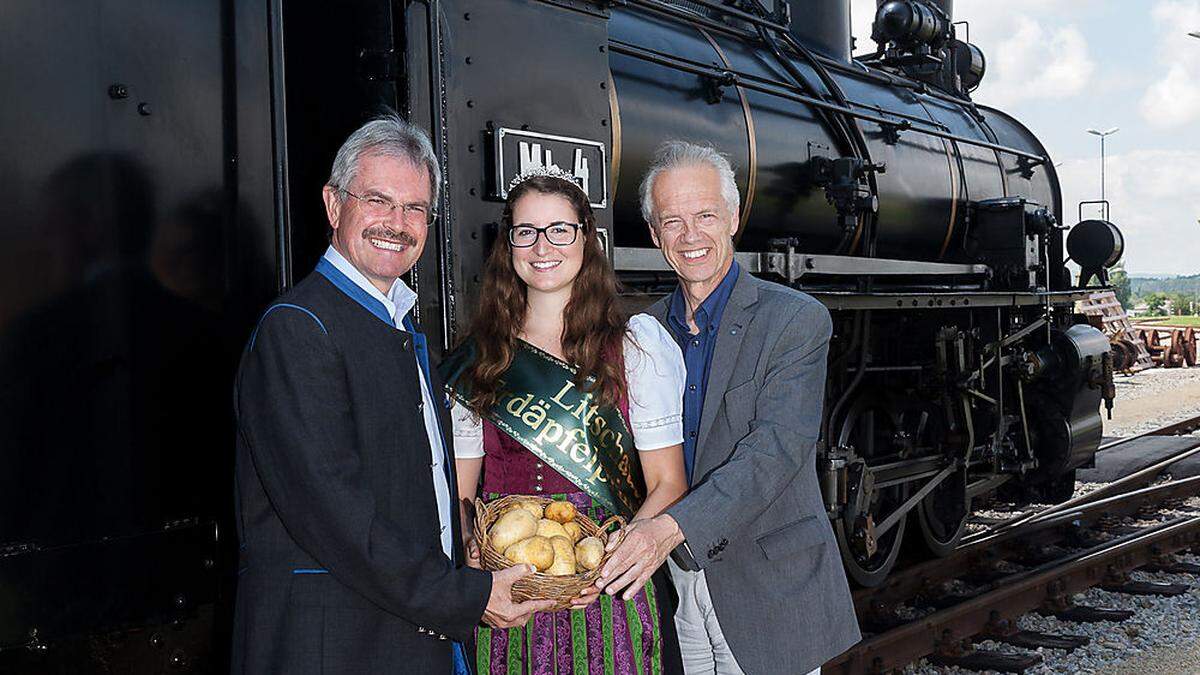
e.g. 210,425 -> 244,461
474,495 -> 625,611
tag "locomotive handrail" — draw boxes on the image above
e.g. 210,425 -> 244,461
627,0 -> 791,33
608,40 -> 1048,164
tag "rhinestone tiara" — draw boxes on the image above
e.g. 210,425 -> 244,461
507,165 -> 587,195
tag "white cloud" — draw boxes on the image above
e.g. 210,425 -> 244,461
1139,0 -> 1200,128
975,17 -> 1094,107
1057,150 -> 1200,276
1140,64 -> 1200,128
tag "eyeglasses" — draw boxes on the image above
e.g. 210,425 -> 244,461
508,222 -> 582,248
338,188 -> 437,226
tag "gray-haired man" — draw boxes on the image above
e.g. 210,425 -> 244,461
232,114 -> 551,673
596,141 -> 860,673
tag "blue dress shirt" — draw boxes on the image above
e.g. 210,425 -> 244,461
666,261 -> 740,478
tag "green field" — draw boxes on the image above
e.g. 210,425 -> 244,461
1134,315 -> 1200,327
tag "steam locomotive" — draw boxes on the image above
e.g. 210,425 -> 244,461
0,0 -> 1122,668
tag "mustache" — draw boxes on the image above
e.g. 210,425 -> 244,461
362,226 -> 417,247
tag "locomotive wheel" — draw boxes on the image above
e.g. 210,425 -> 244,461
893,405 -> 969,557
916,466 -> 968,557
833,395 -> 910,587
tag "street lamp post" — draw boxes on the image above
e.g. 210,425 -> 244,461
1086,127 -> 1119,209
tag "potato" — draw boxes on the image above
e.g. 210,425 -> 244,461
489,509 -> 537,552
562,520 -> 583,543
501,499 -> 544,520
505,535 -> 555,572
575,536 -> 604,571
536,518 -> 570,540
544,501 -> 577,524
514,499 -> 545,520
547,536 -> 577,576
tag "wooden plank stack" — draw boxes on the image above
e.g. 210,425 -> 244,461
1076,290 -> 1156,373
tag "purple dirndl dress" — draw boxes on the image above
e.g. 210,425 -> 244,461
473,405 -> 664,675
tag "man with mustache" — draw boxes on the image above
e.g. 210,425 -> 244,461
232,114 -> 552,674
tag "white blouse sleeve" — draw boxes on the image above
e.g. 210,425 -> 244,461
623,313 -> 686,451
450,398 -> 485,459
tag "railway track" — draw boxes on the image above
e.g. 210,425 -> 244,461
826,414 -> 1200,674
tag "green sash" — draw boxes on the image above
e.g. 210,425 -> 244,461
440,340 -> 644,518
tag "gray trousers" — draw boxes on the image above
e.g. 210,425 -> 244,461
668,559 -> 821,675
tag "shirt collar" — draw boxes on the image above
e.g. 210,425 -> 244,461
667,260 -> 740,337
322,245 -> 416,326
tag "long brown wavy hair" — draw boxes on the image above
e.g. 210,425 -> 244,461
459,175 -> 628,415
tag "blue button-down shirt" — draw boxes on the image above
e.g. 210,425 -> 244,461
666,261 -> 740,478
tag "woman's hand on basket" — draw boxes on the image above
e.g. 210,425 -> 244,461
569,584 -> 602,609
483,565 -> 557,629
594,515 -> 684,602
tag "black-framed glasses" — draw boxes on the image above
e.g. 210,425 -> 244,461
508,222 -> 582,248
338,188 -> 438,226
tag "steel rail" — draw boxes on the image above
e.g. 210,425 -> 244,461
963,436 -> 1200,545
1098,412 -> 1200,452
830,516 -> 1200,674
854,473 -> 1200,614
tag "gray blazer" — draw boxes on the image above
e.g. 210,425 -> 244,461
648,266 -> 861,674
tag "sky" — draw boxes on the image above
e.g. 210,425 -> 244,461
849,0 -> 1200,277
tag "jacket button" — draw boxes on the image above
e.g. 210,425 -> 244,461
401,338 -> 411,350
719,538 -> 728,546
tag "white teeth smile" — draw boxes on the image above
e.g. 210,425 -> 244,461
530,261 -> 561,270
370,238 -> 405,252
681,248 -> 710,260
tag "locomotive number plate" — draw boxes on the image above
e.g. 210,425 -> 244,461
493,128 -> 608,209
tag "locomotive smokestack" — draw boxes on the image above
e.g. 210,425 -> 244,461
786,0 -> 852,62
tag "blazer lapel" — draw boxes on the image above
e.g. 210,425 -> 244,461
695,268 -> 758,477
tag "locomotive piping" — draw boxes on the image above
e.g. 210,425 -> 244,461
605,41 -> 1047,164
423,0 -> 455,348
749,19 -> 869,254
697,28 -> 758,238
267,0 -> 293,292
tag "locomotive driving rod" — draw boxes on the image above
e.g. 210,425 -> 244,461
871,462 -> 958,538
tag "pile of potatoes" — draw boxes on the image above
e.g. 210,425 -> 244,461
487,499 -> 605,575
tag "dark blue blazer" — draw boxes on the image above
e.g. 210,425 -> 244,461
232,269 -> 491,674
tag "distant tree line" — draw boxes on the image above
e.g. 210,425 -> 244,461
1119,266 -> 1199,316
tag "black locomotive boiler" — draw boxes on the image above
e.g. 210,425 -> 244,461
0,0 -> 1124,668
